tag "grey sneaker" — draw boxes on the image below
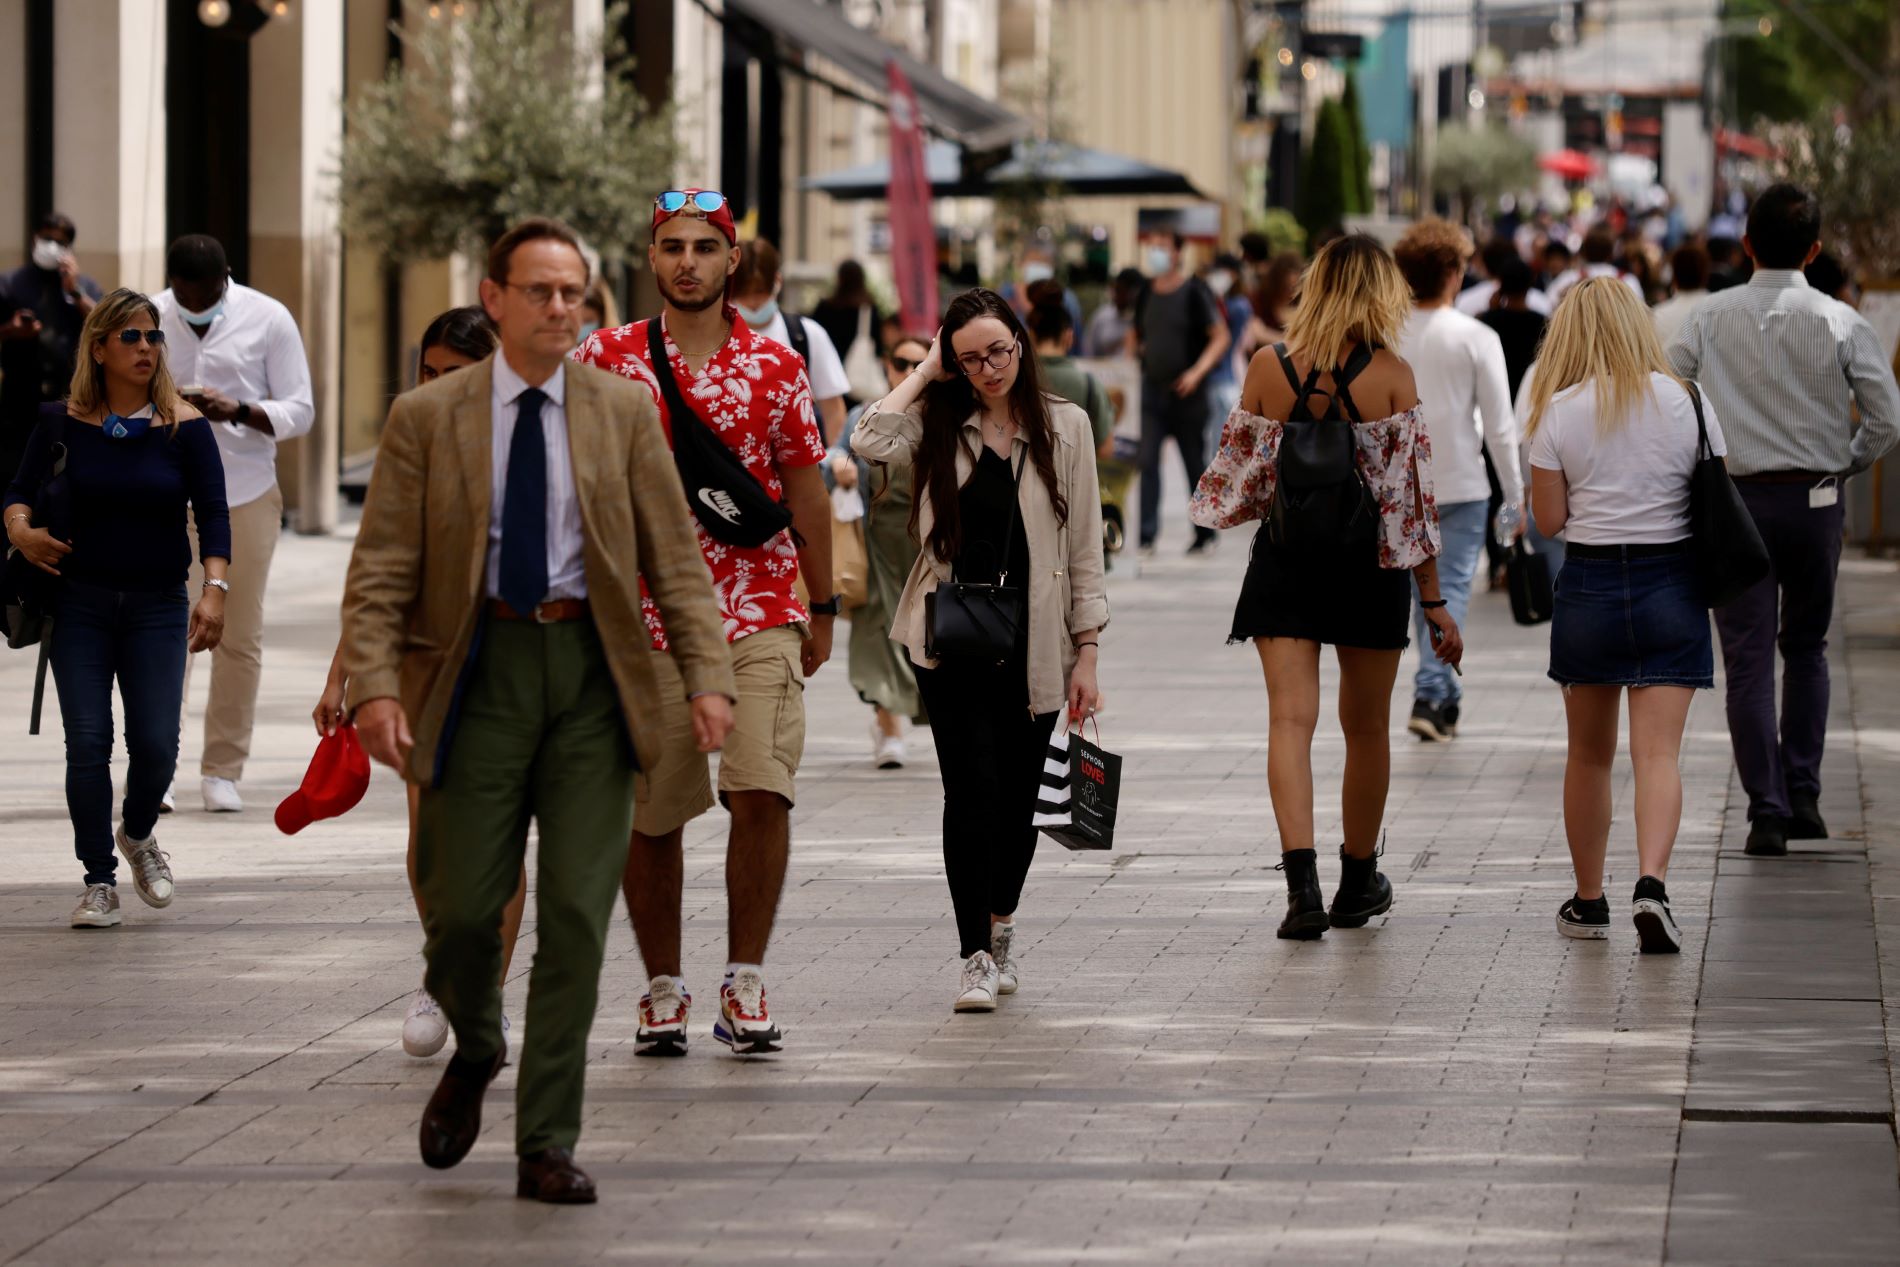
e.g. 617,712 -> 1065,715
71,883 -> 121,928
115,827 -> 174,908
991,921 -> 1019,995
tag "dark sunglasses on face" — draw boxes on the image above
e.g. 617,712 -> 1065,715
655,190 -> 728,215
890,356 -> 920,373
117,328 -> 166,346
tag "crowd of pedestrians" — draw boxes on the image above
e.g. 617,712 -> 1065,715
6,175 -> 1898,1205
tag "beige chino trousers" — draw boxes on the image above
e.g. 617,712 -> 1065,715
183,484 -> 284,782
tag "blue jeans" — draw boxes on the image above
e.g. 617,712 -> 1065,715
1412,498 -> 1488,707
49,580 -> 189,885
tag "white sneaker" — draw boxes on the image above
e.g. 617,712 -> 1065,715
71,883 -> 121,928
873,719 -> 906,770
402,989 -> 449,1057
991,921 -> 1019,995
115,827 -> 174,907
158,782 -> 175,815
201,777 -> 243,813
954,951 -> 1000,1013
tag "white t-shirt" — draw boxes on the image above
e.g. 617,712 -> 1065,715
1396,307 -> 1522,506
1527,372 -> 1726,545
757,310 -> 850,403
1455,279 -> 1552,317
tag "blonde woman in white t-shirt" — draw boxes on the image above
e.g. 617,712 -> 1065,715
1526,277 -> 1727,955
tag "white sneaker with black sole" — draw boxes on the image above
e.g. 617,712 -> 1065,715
1631,876 -> 1681,954
1556,894 -> 1610,940
954,951 -> 1000,1012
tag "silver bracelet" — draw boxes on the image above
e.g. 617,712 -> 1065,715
204,577 -> 231,594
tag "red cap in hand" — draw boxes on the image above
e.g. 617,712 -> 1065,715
275,724 -> 372,835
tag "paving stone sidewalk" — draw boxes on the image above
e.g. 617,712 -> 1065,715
0,503 -> 1895,1265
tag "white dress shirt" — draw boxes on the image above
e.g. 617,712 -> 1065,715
155,282 -> 315,507
1455,279 -> 1552,317
487,354 -> 586,602
1397,306 -> 1522,506
1667,269 -> 1900,478
758,310 -> 850,401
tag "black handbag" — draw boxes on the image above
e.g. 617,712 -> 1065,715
925,449 -> 1027,663
1684,381 -> 1770,608
647,319 -> 795,549
1504,538 -> 1553,625
2,413 -> 72,735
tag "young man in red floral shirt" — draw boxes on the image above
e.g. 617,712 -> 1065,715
572,189 -> 835,1056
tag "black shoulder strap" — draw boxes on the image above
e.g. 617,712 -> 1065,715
647,317 -> 699,432
996,448 -> 1028,585
1329,343 -> 1374,424
1271,343 -> 1302,396
781,310 -> 810,367
1685,379 -> 1711,459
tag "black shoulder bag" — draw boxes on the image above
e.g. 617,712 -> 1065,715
647,319 -> 796,549
1685,380 -> 1770,608
925,448 -> 1027,663
3,414 -> 73,734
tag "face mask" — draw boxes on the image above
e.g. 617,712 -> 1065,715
104,412 -> 152,441
1208,269 -> 1235,295
1022,261 -> 1054,284
1145,247 -> 1173,276
32,238 -> 65,271
178,296 -> 225,325
735,298 -> 779,327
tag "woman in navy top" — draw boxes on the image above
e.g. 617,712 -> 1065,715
3,288 -> 231,929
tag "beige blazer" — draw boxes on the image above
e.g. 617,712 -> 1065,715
340,358 -> 735,784
850,395 -> 1109,715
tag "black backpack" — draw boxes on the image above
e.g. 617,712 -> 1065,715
646,319 -> 795,549
1266,342 -> 1379,549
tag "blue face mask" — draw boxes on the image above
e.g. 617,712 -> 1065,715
104,412 -> 152,441
735,298 -> 779,328
178,286 -> 226,325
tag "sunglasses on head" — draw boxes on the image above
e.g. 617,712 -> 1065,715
117,329 -> 166,347
655,190 -> 728,216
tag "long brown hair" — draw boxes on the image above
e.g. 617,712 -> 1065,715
913,288 -> 1068,565
67,289 -> 185,427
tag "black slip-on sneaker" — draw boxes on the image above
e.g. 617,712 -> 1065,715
1557,894 -> 1610,940
1631,876 -> 1681,954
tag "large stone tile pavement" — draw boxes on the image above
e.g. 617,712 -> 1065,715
0,503 -> 1894,1264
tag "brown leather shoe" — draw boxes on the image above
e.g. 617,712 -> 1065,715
516,1147 -> 598,1204
418,1047 -> 504,1170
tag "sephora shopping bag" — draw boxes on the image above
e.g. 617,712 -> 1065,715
1032,719 -> 1122,851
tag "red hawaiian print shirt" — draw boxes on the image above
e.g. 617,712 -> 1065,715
573,311 -> 826,650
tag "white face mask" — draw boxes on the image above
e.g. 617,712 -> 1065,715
1208,269 -> 1235,295
1021,261 -> 1054,285
1145,246 -> 1173,276
178,286 -> 227,325
31,238 -> 65,271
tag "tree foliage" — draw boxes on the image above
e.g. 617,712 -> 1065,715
1429,124 -> 1536,224
1299,98 -> 1355,240
1340,72 -> 1374,215
1720,0 -> 1899,126
1779,110 -> 1900,279
334,0 -> 680,263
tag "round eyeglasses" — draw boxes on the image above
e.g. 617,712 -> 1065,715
954,342 -> 1019,376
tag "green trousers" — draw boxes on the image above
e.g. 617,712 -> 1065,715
415,617 -> 635,1155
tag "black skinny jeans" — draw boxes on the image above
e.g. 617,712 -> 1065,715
912,656 -> 1061,959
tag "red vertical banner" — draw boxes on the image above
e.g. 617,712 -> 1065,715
886,60 -> 939,334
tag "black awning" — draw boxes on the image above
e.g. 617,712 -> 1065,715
721,0 -> 1029,151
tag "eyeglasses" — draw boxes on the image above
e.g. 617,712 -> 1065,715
890,356 -> 920,373
503,282 -> 588,308
655,190 -> 728,216
954,342 -> 1019,375
116,329 -> 167,346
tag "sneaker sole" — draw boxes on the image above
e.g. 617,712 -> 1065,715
713,1022 -> 782,1055
1632,900 -> 1682,954
1277,910 -> 1330,940
71,913 -> 122,928
634,1031 -> 689,1058
1406,717 -> 1449,743
402,1034 -> 449,1058
1556,916 -> 1609,940
953,995 -> 998,1012
1743,840 -> 1788,857
876,759 -> 904,770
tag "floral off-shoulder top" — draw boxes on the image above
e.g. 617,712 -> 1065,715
1189,401 -> 1441,570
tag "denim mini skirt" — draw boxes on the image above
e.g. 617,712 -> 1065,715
1548,546 -> 1713,689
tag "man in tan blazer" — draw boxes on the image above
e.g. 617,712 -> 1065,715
340,218 -> 734,1205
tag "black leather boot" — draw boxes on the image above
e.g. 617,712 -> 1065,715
1328,845 -> 1393,928
1276,848 -> 1329,940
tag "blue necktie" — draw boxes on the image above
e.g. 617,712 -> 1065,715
498,387 -> 549,615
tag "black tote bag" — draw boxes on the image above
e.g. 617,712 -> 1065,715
1684,382 -> 1769,608
647,319 -> 795,549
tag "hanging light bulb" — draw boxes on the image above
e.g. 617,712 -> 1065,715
197,0 -> 231,26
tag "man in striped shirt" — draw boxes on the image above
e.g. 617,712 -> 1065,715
1668,183 -> 1900,857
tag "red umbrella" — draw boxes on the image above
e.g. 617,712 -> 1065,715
1538,149 -> 1598,180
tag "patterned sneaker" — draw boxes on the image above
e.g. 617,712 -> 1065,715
636,975 -> 691,1057
115,827 -> 173,908
714,969 -> 782,1055
991,922 -> 1019,995
1557,894 -> 1610,940
71,883 -> 121,928
402,989 -> 449,1058
954,951 -> 1000,1013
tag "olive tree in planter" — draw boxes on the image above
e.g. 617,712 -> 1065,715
1429,124 -> 1536,228
334,0 -> 680,268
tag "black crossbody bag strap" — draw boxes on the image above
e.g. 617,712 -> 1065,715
648,318 -> 699,432
994,446 -> 1028,585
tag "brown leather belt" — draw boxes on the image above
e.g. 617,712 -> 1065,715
488,598 -> 591,623
1734,471 -> 1832,485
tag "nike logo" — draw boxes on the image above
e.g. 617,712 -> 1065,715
698,487 -> 742,524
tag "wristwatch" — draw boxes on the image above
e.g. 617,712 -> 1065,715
235,402 -> 253,424
809,594 -> 843,616
204,577 -> 231,594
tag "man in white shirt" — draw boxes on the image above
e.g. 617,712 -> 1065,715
728,238 -> 849,447
1649,244 -> 1710,349
1549,226 -> 1645,307
1393,220 -> 1523,742
1456,237 -> 1552,318
156,236 -> 314,814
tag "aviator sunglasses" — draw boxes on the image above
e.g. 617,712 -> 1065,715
116,329 -> 167,347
